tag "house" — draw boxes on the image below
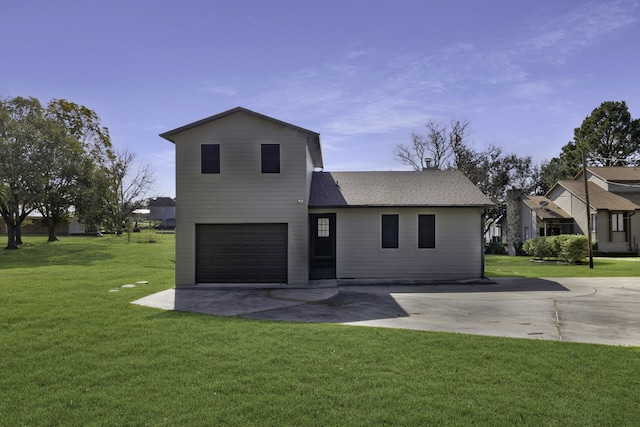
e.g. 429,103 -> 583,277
511,167 -> 640,254
148,197 -> 176,229
160,107 -> 493,287
148,197 -> 176,222
519,195 -> 574,240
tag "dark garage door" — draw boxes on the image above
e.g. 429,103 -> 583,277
196,223 -> 288,283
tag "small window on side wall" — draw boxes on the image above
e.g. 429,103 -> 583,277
381,214 -> 399,248
201,144 -> 220,174
611,212 -> 625,232
261,144 -> 280,173
418,214 -> 436,248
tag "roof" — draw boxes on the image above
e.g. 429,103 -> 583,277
159,107 -> 323,168
521,195 -> 572,220
555,180 -> 640,211
309,170 -> 494,208
578,166 -> 640,183
148,197 -> 176,207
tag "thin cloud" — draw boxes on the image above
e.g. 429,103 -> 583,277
240,1 -> 637,147
198,80 -> 237,96
525,0 -> 638,63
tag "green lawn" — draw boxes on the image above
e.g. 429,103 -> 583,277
1,235 -> 639,426
485,254 -> 640,277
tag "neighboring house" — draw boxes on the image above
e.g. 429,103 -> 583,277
148,197 -> 176,222
519,195 -> 573,240
160,107 -> 493,287
512,167 -> 640,253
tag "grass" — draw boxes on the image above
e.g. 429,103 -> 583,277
485,254 -> 640,277
1,235 -> 639,426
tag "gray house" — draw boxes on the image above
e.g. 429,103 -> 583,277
160,107 -> 492,287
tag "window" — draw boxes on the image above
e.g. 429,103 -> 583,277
590,214 -> 597,231
261,144 -> 280,173
201,144 -> 220,174
418,214 -> 436,248
612,213 -> 625,232
317,218 -> 330,237
381,214 -> 399,248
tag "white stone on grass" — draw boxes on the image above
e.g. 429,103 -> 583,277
135,281 -> 149,285
121,284 -> 136,288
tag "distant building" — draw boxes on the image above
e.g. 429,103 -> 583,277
148,197 -> 176,227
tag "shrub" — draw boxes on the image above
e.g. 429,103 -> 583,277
561,235 -> 589,263
523,236 -> 553,259
523,235 -> 588,263
549,235 -> 571,261
485,242 -> 507,255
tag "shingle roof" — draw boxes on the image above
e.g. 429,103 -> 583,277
148,197 -> 176,207
586,166 -> 640,183
309,170 -> 493,207
521,195 -> 572,220
556,180 -> 640,211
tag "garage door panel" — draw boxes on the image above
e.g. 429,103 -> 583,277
196,224 -> 288,283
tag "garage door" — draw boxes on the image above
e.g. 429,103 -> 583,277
196,223 -> 288,283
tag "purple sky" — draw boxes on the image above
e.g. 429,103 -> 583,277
2,0 -> 639,197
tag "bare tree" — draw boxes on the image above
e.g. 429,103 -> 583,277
394,119 -> 470,170
110,149 -> 155,233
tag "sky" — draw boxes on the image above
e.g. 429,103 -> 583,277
2,0 -> 639,198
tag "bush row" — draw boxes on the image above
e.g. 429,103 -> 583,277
522,235 -> 589,263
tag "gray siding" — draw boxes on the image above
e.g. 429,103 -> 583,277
174,113 -> 311,286
311,206 -> 485,280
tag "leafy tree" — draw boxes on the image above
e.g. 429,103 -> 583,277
46,99 -> 114,234
0,96 -> 116,246
539,101 -> 640,191
34,122 -> 91,242
0,97 -> 46,249
454,143 -> 538,232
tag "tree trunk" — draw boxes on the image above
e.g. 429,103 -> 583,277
5,223 -> 18,250
16,225 -> 23,245
47,225 -> 59,242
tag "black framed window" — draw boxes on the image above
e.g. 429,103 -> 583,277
381,214 -> 399,248
418,214 -> 436,248
261,144 -> 280,173
201,144 -> 220,174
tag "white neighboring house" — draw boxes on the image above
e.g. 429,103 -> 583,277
160,107 -> 493,287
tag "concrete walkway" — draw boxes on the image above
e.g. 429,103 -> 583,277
132,277 -> 640,346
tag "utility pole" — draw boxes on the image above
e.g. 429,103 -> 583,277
582,150 -> 594,268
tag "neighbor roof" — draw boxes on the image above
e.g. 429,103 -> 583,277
555,180 -> 640,211
159,106 -> 323,168
148,197 -> 176,207
521,195 -> 572,220
309,170 -> 493,207
578,166 -> 640,183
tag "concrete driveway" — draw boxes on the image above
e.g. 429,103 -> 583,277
133,277 -> 640,346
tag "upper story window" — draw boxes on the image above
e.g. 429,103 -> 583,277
381,214 -> 399,248
418,214 -> 436,248
201,144 -> 220,174
612,212 -> 625,232
261,144 -> 280,173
